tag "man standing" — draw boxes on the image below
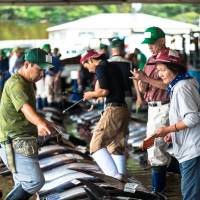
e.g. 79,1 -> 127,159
99,42 -> 109,60
81,49 -> 129,179
132,27 -> 171,193
42,44 -> 63,107
108,37 -> 142,112
0,48 -> 55,200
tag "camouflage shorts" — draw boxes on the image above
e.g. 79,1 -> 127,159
13,137 -> 38,158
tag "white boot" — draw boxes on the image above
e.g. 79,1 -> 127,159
92,148 -> 122,179
111,154 -> 126,175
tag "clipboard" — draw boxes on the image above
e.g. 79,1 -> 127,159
140,133 -> 157,150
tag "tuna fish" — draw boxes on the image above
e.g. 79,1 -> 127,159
38,145 -> 91,160
79,179 -> 166,200
39,171 -> 94,195
39,153 -> 84,170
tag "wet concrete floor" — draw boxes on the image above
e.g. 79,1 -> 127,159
127,158 -> 182,200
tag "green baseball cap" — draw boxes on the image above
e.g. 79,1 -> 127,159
142,26 -> 165,44
42,44 -> 51,52
25,48 -> 54,69
110,37 -> 125,48
99,43 -> 108,50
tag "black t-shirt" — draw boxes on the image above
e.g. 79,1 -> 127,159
110,61 -> 133,96
95,60 -> 125,104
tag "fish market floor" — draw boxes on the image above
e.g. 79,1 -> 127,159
0,157 -> 181,200
127,158 -> 182,200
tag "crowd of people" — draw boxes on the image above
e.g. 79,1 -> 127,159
80,26 -> 200,200
0,26 -> 199,200
0,45 -> 63,107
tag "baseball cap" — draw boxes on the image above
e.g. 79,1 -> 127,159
142,26 -> 165,44
99,43 -> 108,50
42,44 -> 51,52
80,49 -> 102,64
110,37 -> 125,48
25,48 -> 54,69
156,48 -> 182,66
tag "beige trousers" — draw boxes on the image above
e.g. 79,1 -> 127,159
90,106 -> 129,154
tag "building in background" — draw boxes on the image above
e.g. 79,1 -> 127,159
47,13 -> 199,59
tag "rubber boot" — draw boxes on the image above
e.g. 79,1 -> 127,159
151,166 -> 166,193
92,148 -> 122,179
4,184 -> 32,200
111,154 -> 126,175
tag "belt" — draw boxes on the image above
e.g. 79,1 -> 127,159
106,103 -> 127,108
148,101 -> 169,107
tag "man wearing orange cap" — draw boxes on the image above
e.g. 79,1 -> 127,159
80,49 -> 129,180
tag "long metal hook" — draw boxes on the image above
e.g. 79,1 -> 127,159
62,98 -> 83,114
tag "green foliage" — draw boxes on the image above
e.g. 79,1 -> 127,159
0,5 -> 132,25
0,4 -> 199,39
173,12 -> 199,24
0,20 -> 48,40
0,4 -> 199,25
141,4 -> 200,24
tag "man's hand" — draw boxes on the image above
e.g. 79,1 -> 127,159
164,133 -> 172,144
155,127 -> 169,138
83,91 -> 94,101
37,120 -> 55,136
130,68 -> 147,81
95,97 -> 104,104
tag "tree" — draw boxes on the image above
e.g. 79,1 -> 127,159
140,4 -> 200,25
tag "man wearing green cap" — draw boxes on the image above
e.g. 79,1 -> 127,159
99,42 -> 109,60
132,27 -> 171,193
41,43 -> 63,107
42,44 -> 51,54
109,37 -> 142,112
0,48 -> 56,200
108,37 -> 142,176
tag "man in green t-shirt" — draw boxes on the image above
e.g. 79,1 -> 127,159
0,48 -> 55,200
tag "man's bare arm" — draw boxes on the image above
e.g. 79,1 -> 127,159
131,69 -> 167,90
21,103 -> 55,136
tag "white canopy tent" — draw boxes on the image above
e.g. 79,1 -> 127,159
47,13 -> 199,57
